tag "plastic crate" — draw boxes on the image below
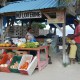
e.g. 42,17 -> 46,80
18,55 -> 37,75
0,54 -> 14,73
9,56 -> 22,73
0,59 -> 12,73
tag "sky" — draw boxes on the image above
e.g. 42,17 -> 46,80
44,24 -> 74,36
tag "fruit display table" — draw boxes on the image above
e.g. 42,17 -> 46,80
0,45 -> 49,71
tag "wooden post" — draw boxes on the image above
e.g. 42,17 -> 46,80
29,20 -> 32,27
62,11 -> 69,66
0,17 -> 5,43
62,22 -> 66,65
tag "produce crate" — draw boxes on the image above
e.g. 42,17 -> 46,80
9,56 -> 22,73
0,54 -> 14,73
0,59 -> 12,73
18,55 -> 37,75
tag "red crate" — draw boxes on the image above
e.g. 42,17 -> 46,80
0,59 -> 12,72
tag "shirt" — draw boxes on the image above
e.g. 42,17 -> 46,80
74,24 -> 80,43
30,38 -> 37,42
26,32 -> 34,39
26,32 -> 36,42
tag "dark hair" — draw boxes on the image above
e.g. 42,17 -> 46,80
27,27 -> 32,31
74,19 -> 79,24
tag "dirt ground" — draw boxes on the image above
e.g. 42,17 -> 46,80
0,50 -> 80,80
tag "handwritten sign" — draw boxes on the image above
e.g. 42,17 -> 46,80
16,11 -> 42,19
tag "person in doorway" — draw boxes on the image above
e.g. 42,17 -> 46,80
70,19 -> 80,63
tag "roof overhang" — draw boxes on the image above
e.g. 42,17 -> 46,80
0,0 -> 59,14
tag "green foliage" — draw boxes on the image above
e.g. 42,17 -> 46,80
59,0 -> 76,5
31,22 -> 46,29
62,0 -> 73,3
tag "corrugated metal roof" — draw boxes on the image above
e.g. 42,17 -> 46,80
0,0 -> 59,13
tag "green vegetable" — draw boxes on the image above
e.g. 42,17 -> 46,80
26,42 -> 39,48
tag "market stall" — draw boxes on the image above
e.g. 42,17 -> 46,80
0,45 -> 49,71
0,0 -> 77,66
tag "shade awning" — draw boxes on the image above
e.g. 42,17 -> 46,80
0,0 -> 59,13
